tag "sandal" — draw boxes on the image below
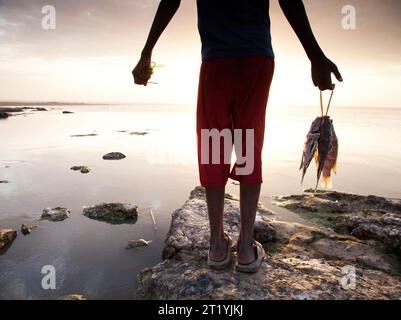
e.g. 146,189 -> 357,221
235,240 -> 265,273
208,232 -> 233,270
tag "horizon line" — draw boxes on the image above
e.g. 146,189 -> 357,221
0,101 -> 400,110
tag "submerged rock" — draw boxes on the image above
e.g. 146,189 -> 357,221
102,152 -> 126,160
129,131 -> 149,136
21,224 -> 37,235
137,187 -> 401,300
70,133 -> 98,137
41,207 -> 70,222
126,239 -> 152,249
0,229 -> 17,250
63,294 -> 87,300
83,203 -> 138,223
70,166 -> 90,174
0,180 -> 9,184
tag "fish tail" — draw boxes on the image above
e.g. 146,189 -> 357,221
321,176 -> 332,189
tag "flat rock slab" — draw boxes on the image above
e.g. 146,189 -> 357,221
0,229 -> 17,250
137,187 -> 401,300
102,152 -> 126,160
83,203 -> 138,223
41,207 -> 70,222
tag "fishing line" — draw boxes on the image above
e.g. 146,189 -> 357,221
320,85 -> 335,117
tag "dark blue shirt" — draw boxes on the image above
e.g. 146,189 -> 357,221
196,0 -> 274,60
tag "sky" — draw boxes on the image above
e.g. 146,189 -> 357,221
0,0 -> 400,108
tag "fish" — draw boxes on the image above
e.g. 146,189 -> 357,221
314,116 -> 333,189
299,117 -> 323,184
319,122 -> 338,188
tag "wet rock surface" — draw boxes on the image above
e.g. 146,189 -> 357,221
21,224 -> 37,235
70,166 -> 90,174
41,207 -> 70,222
63,294 -> 87,300
126,239 -> 152,249
137,186 -> 401,300
83,203 -> 138,223
102,152 -> 126,160
0,229 -> 17,250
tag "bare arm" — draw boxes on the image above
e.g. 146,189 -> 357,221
133,0 -> 181,86
279,0 -> 343,90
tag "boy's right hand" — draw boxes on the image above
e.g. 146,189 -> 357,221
132,54 -> 152,86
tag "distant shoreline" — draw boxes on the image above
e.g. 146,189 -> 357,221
0,101 -> 400,110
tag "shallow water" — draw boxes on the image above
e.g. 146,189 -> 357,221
1,104 -> 400,299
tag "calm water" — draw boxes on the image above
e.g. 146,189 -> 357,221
1,104 -> 400,299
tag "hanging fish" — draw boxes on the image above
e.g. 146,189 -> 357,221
299,88 -> 338,190
319,122 -> 338,188
299,117 -> 322,184
314,116 -> 333,189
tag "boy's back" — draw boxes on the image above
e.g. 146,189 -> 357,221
196,0 -> 274,60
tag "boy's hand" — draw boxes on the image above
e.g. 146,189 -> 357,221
132,54 -> 152,86
311,56 -> 343,91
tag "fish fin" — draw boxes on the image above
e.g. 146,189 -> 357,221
332,163 -> 337,174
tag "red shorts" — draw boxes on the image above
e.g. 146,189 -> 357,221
196,56 -> 274,188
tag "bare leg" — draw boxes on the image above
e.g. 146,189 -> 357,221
205,187 -> 226,261
237,183 -> 261,264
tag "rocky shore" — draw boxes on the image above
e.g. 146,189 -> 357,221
137,187 -> 401,300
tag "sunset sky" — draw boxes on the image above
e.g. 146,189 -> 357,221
0,0 -> 400,108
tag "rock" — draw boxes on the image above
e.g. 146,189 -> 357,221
0,111 -> 9,119
70,133 -> 98,137
41,207 -> 70,222
0,107 -> 23,113
62,110 -> 74,114
0,229 -> 17,250
272,190 -> 401,253
137,187 -> 401,300
83,203 -> 137,223
25,107 -> 47,111
0,180 -> 10,183
21,224 -> 37,235
63,294 -> 87,300
102,152 -> 126,160
311,238 -> 393,273
70,166 -> 90,174
129,131 -> 149,136
126,239 -> 152,249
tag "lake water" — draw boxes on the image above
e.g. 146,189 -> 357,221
1,104 -> 400,299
